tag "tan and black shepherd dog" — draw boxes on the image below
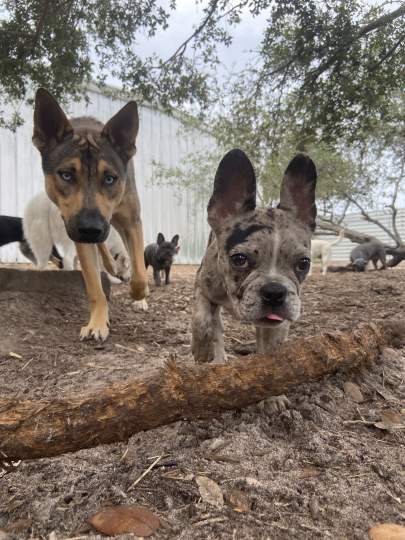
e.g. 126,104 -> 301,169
32,88 -> 148,341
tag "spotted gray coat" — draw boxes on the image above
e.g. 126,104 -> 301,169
192,149 -> 317,363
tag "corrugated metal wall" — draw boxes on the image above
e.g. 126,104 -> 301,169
0,87 -> 213,264
315,209 -> 405,262
0,87 -> 403,265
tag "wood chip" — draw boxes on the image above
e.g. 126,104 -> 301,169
88,505 -> 160,537
369,523 -> 405,540
298,467 -> 321,479
8,352 -> 22,359
161,470 -> 194,482
196,475 -> 224,508
343,382 -> 364,403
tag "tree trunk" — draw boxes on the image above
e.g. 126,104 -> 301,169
0,321 -> 403,462
317,218 -> 373,244
317,218 -> 405,264
386,246 -> 405,267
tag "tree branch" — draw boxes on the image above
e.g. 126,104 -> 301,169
28,0 -> 51,58
161,0 -> 221,66
343,193 -> 401,246
0,320 -> 404,461
305,3 -> 405,85
370,34 -> 405,72
386,155 -> 405,246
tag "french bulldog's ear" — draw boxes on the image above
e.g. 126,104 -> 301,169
33,88 -> 73,152
157,233 -> 165,245
208,149 -> 256,230
102,101 -> 139,161
171,234 -> 179,246
278,153 -> 317,231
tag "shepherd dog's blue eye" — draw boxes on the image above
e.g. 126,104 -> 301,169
104,174 -> 117,185
58,170 -> 74,182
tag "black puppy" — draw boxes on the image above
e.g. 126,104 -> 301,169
0,215 -> 63,267
144,233 -> 180,286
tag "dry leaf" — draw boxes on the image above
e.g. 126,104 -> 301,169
196,475 -> 224,508
369,523 -> 405,540
374,411 -> 404,431
228,489 -> 250,513
343,382 -> 364,403
8,352 -> 22,359
88,505 -> 160,537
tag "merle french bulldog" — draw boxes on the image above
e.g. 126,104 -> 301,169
144,233 -> 180,286
192,148 -> 317,363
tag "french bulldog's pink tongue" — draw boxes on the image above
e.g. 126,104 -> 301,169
266,313 -> 284,321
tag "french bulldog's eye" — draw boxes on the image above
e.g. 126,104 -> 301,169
296,257 -> 311,272
230,253 -> 249,268
58,170 -> 74,182
104,174 -> 117,185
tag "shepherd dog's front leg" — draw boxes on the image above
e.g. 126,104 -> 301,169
75,242 -> 109,341
112,211 -> 148,311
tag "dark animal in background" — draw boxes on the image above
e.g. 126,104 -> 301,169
144,233 -> 180,286
0,215 -> 63,267
0,215 -> 24,247
350,239 -> 386,271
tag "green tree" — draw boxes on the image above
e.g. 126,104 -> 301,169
0,0 -> 404,139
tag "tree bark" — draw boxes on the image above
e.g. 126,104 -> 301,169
317,218 -> 405,263
386,246 -> 405,267
0,321 -> 403,462
317,218 -> 372,244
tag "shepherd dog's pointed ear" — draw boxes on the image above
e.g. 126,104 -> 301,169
157,233 -> 165,245
208,149 -> 256,231
33,88 -> 73,152
278,153 -> 317,231
102,101 -> 139,161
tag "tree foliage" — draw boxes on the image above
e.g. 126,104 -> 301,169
0,0 -> 404,138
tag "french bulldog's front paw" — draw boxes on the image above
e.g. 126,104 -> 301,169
132,299 -> 148,311
257,394 -> 291,415
80,318 -> 110,342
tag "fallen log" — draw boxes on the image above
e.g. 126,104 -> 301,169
0,321 -> 404,461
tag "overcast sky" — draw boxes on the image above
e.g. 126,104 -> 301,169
133,1 -> 405,209
134,0 -> 268,77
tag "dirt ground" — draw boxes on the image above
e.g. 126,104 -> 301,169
0,264 -> 404,539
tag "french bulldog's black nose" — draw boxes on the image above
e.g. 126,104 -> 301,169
260,282 -> 287,306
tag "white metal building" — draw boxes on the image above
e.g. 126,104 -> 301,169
315,209 -> 405,262
0,87 -> 213,264
0,87 -> 403,265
